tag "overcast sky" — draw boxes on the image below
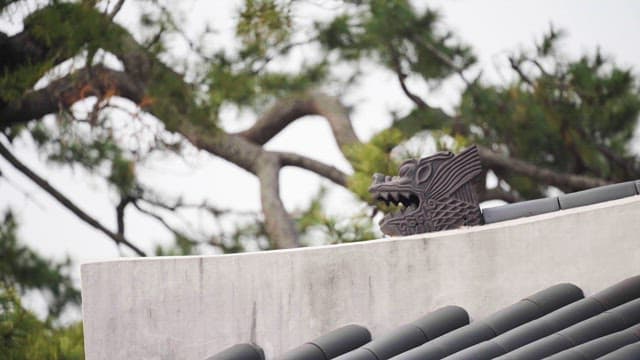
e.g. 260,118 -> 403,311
1,1 -> 640,307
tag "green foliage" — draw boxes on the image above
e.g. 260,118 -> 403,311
236,0 -> 292,59
345,128 -> 406,201
0,288 -> 84,360
153,215 -> 270,255
0,211 -> 83,357
317,0 -> 474,82
201,0 -> 329,115
392,107 -> 452,136
0,211 -> 80,318
107,155 -> 136,197
219,220 -> 270,253
456,30 -> 640,194
1,2 -> 124,102
44,133 -> 121,172
146,66 -> 216,132
207,53 -> 328,112
27,117 -> 141,197
295,187 -> 377,245
0,60 -> 56,102
536,25 -> 565,56
24,2 -> 123,56
154,233 -> 198,256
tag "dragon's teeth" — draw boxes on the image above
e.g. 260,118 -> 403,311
389,192 -> 399,202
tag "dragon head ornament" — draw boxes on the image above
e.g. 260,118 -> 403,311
369,145 -> 483,236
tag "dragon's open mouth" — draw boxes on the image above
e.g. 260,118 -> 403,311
370,188 -> 421,222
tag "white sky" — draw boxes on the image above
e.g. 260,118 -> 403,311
1,1 -> 640,314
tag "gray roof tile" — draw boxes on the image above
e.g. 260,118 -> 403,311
207,275 -> 640,360
597,341 -> 640,359
483,197 -> 560,224
558,182 -> 637,209
544,324 -> 640,360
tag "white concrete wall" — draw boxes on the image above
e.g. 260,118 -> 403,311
81,196 -> 640,360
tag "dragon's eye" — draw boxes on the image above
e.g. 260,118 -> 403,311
398,160 -> 416,177
415,163 -> 432,183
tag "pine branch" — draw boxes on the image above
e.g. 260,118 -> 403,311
108,0 -> 126,20
477,145 -> 610,190
276,151 -> 348,186
0,140 -> 146,256
236,91 -> 360,149
255,153 -> 299,248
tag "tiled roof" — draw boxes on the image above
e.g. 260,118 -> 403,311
482,181 -> 640,224
207,276 -> 640,360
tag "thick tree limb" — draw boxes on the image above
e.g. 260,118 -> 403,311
255,153 -> 298,248
276,151 -> 348,186
477,145 -> 610,190
0,65 -> 264,174
236,91 -> 361,149
0,30 -> 61,73
0,66 -> 144,129
0,140 -> 146,256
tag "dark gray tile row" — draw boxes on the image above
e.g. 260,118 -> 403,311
495,298 -> 640,360
391,284 -> 584,360
205,343 -> 264,360
334,306 -> 469,360
440,276 -> 640,360
279,324 -> 371,360
597,341 -> 640,360
206,276 -> 640,360
533,324 -> 640,360
483,180 -> 640,224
